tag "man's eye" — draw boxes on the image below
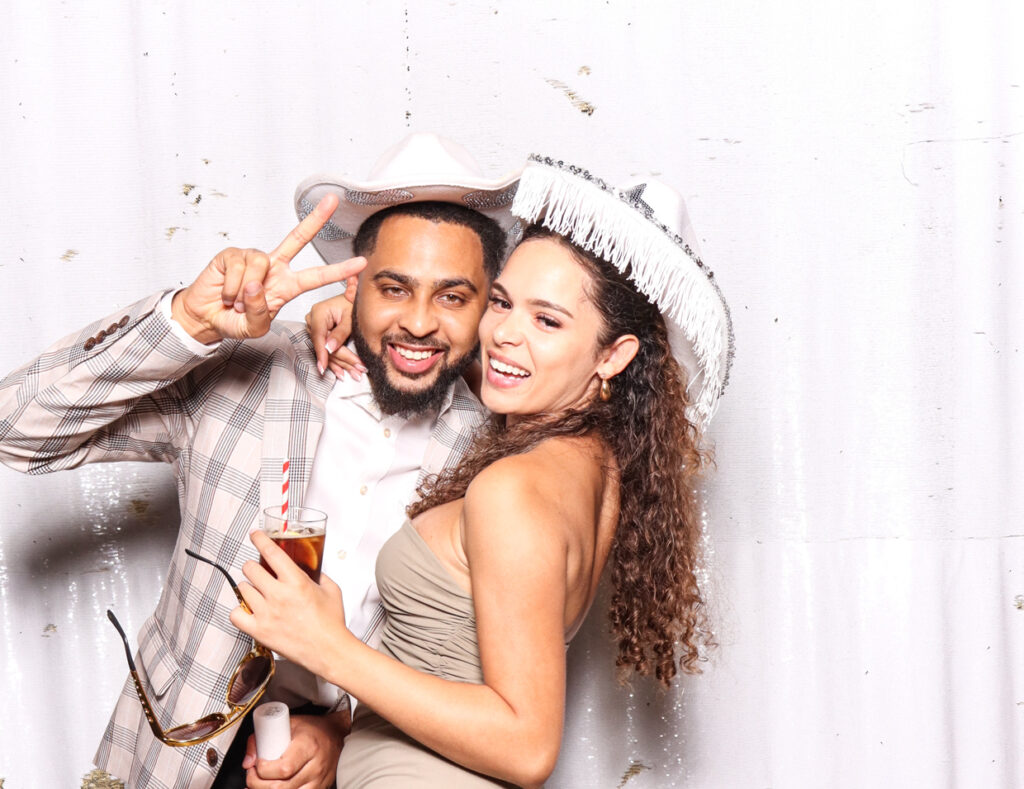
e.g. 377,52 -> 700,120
439,293 -> 465,305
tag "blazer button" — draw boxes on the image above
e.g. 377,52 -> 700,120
118,315 -> 130,328
84,337 -> 97,351
107,322 -> 120,334
206,747 -> 218,767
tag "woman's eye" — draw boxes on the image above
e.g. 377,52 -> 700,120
488,295 -> 511,310
537,314 -> 561,329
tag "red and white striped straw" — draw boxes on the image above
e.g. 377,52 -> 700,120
281,458 -> 290,532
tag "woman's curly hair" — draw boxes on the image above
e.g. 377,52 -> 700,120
409,225 -> 715,686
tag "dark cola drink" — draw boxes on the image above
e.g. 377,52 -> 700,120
260,526 -> 326,582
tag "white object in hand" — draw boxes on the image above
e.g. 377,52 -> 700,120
253,701 -> 291,760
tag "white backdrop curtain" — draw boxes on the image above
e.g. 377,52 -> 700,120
0,2 -> 1021,787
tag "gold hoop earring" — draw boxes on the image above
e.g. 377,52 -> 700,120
599,377 -> 612,402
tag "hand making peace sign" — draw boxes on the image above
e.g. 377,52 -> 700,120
171,194 -> 365,344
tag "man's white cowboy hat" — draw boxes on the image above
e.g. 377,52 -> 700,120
294,133 -> 521,263
512,155 -> 734,430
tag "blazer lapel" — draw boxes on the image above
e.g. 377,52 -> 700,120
417,378 -> 488,484
260,332 -> 332,516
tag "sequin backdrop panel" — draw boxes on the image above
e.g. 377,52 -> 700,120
1,1 -> 1023,787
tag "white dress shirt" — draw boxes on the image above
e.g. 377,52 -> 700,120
295,368 -> 445,708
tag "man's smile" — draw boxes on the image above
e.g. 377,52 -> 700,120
387,342 -> 445,376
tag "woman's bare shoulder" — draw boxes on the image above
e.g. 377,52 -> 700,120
464,436 -> 606,533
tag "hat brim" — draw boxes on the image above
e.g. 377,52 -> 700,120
295,171 -> 521,264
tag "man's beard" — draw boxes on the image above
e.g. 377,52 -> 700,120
350,307 -> 477,418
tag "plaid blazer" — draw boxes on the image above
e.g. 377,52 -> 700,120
0,291 -> 487,789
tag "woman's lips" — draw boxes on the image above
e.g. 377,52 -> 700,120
485,352 -> 530,389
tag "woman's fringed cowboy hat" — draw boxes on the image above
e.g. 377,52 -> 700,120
511,155 -> 734,430
295,133 -> 522,263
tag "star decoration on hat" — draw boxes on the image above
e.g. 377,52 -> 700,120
623,182 -> 654,217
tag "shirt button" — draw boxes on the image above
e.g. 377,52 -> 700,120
118,315 -> 129,327
206,747 -> 218,767
359,485 -> 368,495
107,322 -> 120,334
84,337 -> 97,351
336,549 -> 347,560
383,428 -> 391,438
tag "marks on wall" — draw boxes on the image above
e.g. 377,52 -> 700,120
165,170 -> 228,241
545,77 -> 596,116
698,137 -> 743,161
181,181 -> 227,206
182,183 -> 201,205
60,249 -> 79,262
129,498 -> 151,518
901,128 -> 1023,187
403,5 -> 412,125
617,761 -> 651,787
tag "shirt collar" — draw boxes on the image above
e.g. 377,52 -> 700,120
331,364 -> 457,422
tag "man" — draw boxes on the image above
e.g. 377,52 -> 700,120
0,133 -> 519,789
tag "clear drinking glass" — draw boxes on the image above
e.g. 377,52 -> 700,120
260,506 -> 327,582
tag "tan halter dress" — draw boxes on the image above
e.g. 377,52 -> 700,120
336,520 -> 520,788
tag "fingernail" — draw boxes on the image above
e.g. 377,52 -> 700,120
356,363 -> 367,372
352,369 -> 362,381
317,362 -> 325,375
325,338 -> 338,354
234,301 -> 245,313
242,755 -> 254,769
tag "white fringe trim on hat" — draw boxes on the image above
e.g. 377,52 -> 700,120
512,162 -> 732,429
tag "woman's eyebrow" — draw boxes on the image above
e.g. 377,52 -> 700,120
529,298 -> 574,319
491,282 -> 574,319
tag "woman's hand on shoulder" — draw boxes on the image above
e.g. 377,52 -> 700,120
304,280 -> 366,379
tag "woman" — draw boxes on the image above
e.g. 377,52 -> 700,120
231,156 -> 733,787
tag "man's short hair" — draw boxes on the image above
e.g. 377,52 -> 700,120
352,202 -> 506,281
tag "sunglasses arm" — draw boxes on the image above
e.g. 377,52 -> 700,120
107,609 -> 139,672
106,609 -> 172,742
185,548 -> 253,613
